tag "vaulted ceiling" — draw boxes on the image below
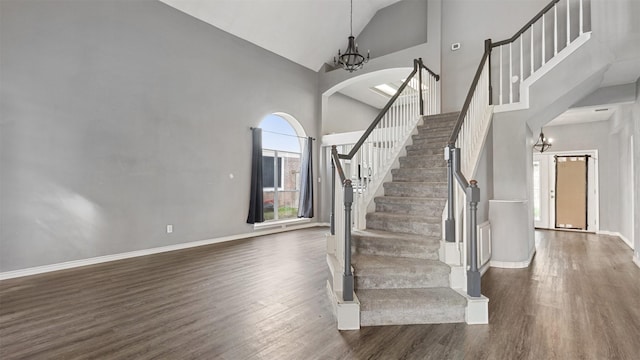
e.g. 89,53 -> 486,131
159,0 -> 403,72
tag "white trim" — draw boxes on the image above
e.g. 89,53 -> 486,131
254,217 -> 311,230
523,32 -> 592,86
0,222 -> 329,281
454,289 -> 489,325
321,130 -> 365,146
325,281 -> 360,330
633,253 -> 640,269
490,247 -> 536,269
479,261 -> 491,275
533,149 -> 600,232
596,230 -> 634,250
494,32 -> 591,113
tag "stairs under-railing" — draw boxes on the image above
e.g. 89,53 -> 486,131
328,59 -> 440,307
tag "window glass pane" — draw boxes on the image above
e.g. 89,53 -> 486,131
277,152 -> 300,219
262,156 -> 282,189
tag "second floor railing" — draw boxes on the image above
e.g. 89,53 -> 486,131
491,0 -> 590,105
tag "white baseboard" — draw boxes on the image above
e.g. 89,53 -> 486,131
479,261 -> 491,275
597,230 -> 634,250
0,222 -> 329,281
490,247 -> 536,269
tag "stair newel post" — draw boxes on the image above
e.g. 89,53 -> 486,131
445,144 -> 456,242
330,146 -> 336,236
418,58 -> 424,115
485,39 -> 493,105
342,179 -> 354,302
466,180 -> 482,297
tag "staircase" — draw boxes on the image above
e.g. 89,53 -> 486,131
351,112 -> 467,326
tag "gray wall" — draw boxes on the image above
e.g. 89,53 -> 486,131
0,0 -> 319,272
492,113 -> 532,200
441,0 -> 548,112
356,0 -> 429,60
323,93 -> 379,135
610,108 -> 635,245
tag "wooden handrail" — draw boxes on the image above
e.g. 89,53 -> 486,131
418,58 -> 440,81
491,0 -> 561,47
338,58 -> 440,160
331,146 -> 347,184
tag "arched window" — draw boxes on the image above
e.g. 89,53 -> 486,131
259,113 -> 306,221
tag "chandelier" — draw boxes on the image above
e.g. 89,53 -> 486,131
334,0 -> 369,72
533,132 -> 552,153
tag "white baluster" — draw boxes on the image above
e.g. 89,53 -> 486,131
530,25 -> 534,75
382,116 -> 387,160
520,36 -> 524,90
499,45 -> 503,105
567,0 -> 571,46
393,109 -> 397,148
554,4 -> 558,55
542,14 -> 546,65
579,0 -> 583,35
509,43 -> 513,103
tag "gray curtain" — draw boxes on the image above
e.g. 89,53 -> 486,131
298,137 -> 314,218
247,128 -> 264,224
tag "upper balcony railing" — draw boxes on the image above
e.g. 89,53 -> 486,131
490,0 -> 591,105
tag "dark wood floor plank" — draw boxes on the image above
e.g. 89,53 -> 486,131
1,228 -> 639,359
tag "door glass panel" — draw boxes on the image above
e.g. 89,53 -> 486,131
555,156 -> 588,230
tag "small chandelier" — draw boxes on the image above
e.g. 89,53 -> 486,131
334,0 -> 369,72
533,132 -> 552,153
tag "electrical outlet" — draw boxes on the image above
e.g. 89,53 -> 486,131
166,224 -> 173,234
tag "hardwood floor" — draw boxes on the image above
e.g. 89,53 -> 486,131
1,228 -> 639,359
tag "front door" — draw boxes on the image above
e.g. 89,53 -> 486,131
533,151 -> 598,231
555,155 -> 589,230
